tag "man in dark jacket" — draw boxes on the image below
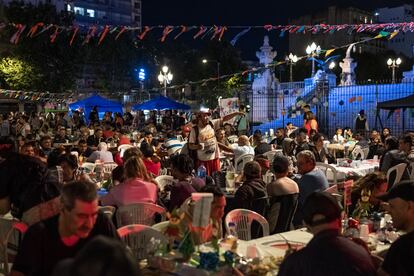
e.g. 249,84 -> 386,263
279,192 -> 376,276
234,161 -> 268,238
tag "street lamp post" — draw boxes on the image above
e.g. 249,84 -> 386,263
285,53 -> 298,82
387,58 -> 402,84
157,65 -> 173,97
202,59 -> 221,91
306,42 -> 321,77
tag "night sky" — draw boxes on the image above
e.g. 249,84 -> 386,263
142,0 -> 408,59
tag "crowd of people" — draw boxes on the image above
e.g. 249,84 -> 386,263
0,103 -> 413,276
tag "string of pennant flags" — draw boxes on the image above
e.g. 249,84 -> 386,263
0,29 -> 400,102
3,21 -> 413,46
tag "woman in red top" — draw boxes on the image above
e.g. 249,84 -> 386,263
304,112 -> 318,136
140,142 -> 161,177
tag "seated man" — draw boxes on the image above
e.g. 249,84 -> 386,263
270,127 -> 285,149
87,142 -> 114,163
219,135 -> 254,161
377,181 -> 414,276
10,180 -> 119,276
293,150 -> 329,226
294,128 -> 310,157
279,192 -> 376,276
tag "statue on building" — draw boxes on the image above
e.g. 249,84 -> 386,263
339,44 -> 357,86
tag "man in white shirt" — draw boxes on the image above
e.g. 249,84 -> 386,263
188,108 -> 244,176
87,142 -> 114,163
219,135 -> 254,161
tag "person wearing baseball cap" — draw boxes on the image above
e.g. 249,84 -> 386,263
377,180 -> 414,276
279,192 -> 376,276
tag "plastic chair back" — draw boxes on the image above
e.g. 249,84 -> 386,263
316,162 -> 338,186
234,154 -> 254,173
81,162 -> 96,173
267,194 -> 298,234
387,163 -> 408,188
225,209 -> 269,241
99,206 -> 116,220
118,144 -> 134,158
118,224 -> 167,260
103,162 -> 118,174
151,221 -> 170,233
155,175 -> 174,192
352,146 -> 365,160
116,203 -> 166,227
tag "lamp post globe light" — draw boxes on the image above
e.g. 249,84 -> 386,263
387,58 -> 402,83
285,53 -> 298,82
158,65 -> 173,97
306,42 -> 321,77
202,58 -> 221,91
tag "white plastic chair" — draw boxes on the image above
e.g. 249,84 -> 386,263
263,151 -> 278,163
118,224 -> 167,260
225,209 -> 269,241
351,146 -> 365,160
155,175 -> 174,192
234,153 -> 254,173
81,162 -> 96,173
387,163 -> 408,187
118,144 -> 134,158
115,202 -> 166,227
316,162 -> 339,186
227,135 -> 238,144
70,151 -> 79,159
151,221 -> 170,233
103,162 -> 118,174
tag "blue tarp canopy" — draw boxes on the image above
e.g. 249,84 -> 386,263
132,95 -> 191,111
69,94 -> 123,121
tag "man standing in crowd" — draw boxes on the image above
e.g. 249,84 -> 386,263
355,109 -> 369,137
10,180 -> 119,276
377,180 -> 414,276
279,192 -> 376,276
234,104 -> 249,136
188,108 -> 244,176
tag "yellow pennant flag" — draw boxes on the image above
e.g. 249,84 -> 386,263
389,31 -> 399,40
325,49 -> 335,57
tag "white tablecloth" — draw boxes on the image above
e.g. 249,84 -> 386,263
331,160 -> 379,179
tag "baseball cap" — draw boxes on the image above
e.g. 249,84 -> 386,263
359,109 -> 365,115
303,192 -> 342,226
377,180 -> 414,202
198,106 -> 212,114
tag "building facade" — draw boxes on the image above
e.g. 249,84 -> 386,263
65,0 -> 141,27
375,4 -> 414,58
288,6 -> 385,57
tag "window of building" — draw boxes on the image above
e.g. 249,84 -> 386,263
66,4 -> 72,12
86,9 -> 95,17
74,7 -> 84,16
97,11 -> 107,19
134,2 -> 141,9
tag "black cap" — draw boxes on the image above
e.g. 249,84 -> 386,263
303,192 -> 342,226
377,180 -> 414,202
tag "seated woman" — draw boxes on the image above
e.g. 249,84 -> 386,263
166,154 -> 205,211
333,127 -> 345,144
309,133 -> 336,164
349,172 -> 388,219
101,156 -> 158,206
140,142 -> 161,177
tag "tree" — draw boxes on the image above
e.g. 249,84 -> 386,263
0,57 -> 40,89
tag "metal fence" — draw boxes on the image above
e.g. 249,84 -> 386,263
246,80 -> 414,137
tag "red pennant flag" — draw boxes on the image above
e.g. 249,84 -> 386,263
83,26 -> 97,45
138,26 -> 152,40
50,26 -> 60,43
174,25 -> 188,39
264,25 -> 274,31
115,26 -> 127,40
27,22 -> 44,38
98,25 -> 110,45
160,26 -> 174,42
10,24 -> 26,44
193,26 -> 207,39
70,26 -> 79,46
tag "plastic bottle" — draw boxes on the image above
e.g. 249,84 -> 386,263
226,163 -> 236,192
197,164 -> 207,179
228,222 -> 237,238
